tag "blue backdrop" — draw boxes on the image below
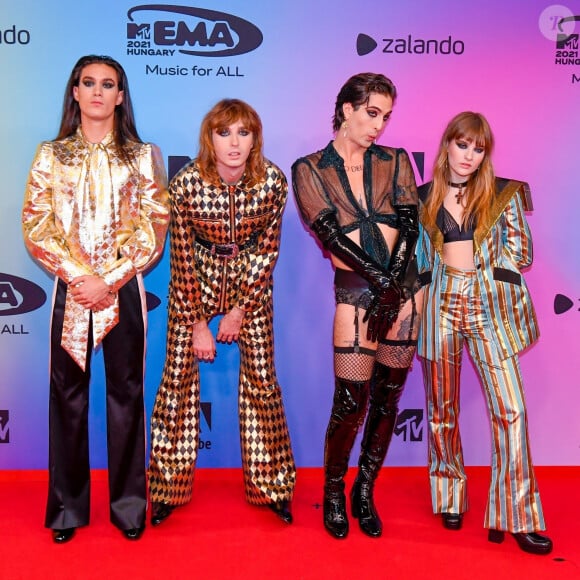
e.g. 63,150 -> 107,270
1,1 -> 579,470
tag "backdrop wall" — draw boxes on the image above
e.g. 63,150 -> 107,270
1,0 -> 578,470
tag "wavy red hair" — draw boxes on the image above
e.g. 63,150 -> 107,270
423,111 -> 495,232
197,99 -> 265,187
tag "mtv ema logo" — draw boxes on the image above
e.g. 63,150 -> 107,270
126,5 -> 263,57
394,409 -> 424,442
0,410 -> 9,443
0,273 -> 46,316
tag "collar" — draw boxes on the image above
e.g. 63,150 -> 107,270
77,126 -> 115,148
317,141 -> 392,169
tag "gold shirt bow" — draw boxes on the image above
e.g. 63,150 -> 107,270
61,134 -> 119,369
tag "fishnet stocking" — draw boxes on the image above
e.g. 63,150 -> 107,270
334,346 -> 376,382
376,339 -> 417,369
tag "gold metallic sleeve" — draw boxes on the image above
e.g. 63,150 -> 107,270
22,142 -> 92,282
102,143 -> 170,291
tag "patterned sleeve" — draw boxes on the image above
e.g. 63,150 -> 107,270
393,148 -> 418,206
102,143 -> 170,291
235,165 -> 288,312
22,142 -> 91,282
502,182 -> 533,270
167,170 -> 205,324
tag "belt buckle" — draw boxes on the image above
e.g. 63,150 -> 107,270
222,243 -> 239,259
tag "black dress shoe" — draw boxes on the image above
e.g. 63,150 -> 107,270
488,529 -> 553,555
151,502 -> 174,526
441,513 -> 463,530
123,525 -> 145,540
323,495 -> 349,539
268,500 -> 293,524
52,528 -> 76,544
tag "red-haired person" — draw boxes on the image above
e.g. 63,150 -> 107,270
148,99 -> 296,526
417,111 -> 552,555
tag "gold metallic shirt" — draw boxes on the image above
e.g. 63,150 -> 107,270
22,129 -> 170,368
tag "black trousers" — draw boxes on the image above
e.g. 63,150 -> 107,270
45,277 -> 147,531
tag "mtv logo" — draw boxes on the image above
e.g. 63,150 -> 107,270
127,23 -> 150,40
0,410 -> 9,443
394,409 -> 424,442
556,33 -> 579,49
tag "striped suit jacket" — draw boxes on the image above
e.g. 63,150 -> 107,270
416,178 -> 539,361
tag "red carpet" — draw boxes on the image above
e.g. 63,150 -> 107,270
0,467 -> 578,579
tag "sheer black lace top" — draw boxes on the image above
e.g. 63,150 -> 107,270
437,205 -> 476,243
292,142 -> 418,268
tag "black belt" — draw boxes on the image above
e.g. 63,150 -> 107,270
195,235 -> 256,258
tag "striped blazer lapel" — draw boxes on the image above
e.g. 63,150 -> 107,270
474,179 -> 522,252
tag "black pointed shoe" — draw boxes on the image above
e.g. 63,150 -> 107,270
123,525 -> 145,540
268,500 -> 293,524
52,528 -> 76,544
488,529 -> 553,555
441,513 -> 463,530
151,502 -> 174,526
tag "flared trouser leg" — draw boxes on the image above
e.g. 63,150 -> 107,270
45,279 -> 92,529
469,349 -> 545,532
46,277 -> 147,530
102,276 -> 147,530
423,265 -> 545,531
237,299 -> 296,504
149,321 -> 200,506
422,354 -> 467,516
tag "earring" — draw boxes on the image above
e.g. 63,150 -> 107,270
342,121 -> 348,138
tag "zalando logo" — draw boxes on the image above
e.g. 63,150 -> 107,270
127,5 -> 263,57
357,32 -> 465,57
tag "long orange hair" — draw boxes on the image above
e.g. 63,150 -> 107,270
197,99 -> 265,187
423,111 -> 495,232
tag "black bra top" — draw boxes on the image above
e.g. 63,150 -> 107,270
437,205 -> 476,243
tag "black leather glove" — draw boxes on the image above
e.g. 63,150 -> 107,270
384,204 -> 419,283
311,212 -> 402,342
362,280 -> 402,342
311,212 -> 392,290
363,205 -> 419,341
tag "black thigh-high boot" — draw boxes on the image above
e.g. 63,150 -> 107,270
351,363 -> 407,537
323,377 -> 370,539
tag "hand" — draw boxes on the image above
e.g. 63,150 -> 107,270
363,280 -> 403,342
192,320 -> 216,362
217,307 -> 245,344
92,293 -> 116,312
69,275 -> 113,310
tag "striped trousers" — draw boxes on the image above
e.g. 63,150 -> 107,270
421,265 -> 545,532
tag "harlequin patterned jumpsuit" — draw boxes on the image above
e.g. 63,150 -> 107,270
149,158 -> 296,507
